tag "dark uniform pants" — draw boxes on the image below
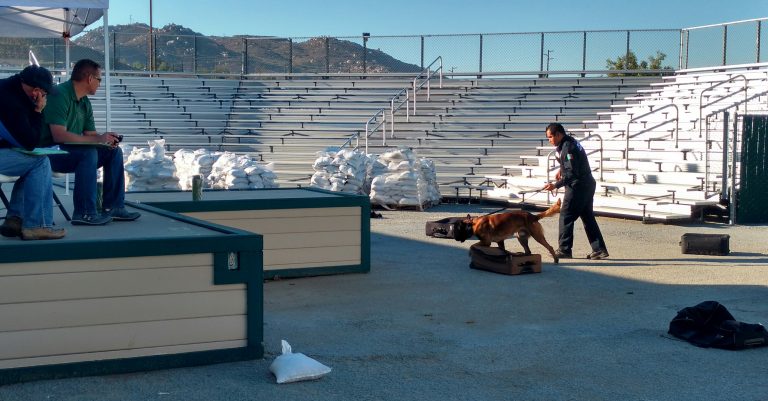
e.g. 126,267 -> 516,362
559,179 -> 607,253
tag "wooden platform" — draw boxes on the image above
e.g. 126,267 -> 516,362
0,200 -> 263,385
126,187 -> 371,279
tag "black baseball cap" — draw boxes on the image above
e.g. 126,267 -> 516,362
19,65 -> 58,95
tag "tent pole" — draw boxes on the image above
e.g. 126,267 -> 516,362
103,8 -> 111,132
65,38 -> 70,76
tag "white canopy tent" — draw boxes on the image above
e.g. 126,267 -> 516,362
0,0 -> 112,130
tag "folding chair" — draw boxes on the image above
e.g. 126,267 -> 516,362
0,173 -> 71,221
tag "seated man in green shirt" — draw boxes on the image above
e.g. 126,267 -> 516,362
41,59 -> 139,225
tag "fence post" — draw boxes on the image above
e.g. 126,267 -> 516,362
363,35 -> 368,74
685,30 -> 690,68
582,31 -> 587,77
539,32 -> 544,72
625,30 -> 630,66
325,37 -> 330,74
288,38 -> 293,75
757,21 -> 762,63
478,34 -> 483,79
678,29 -> 684,69
722,25 -> 728,66
153,33 -> 157,71
242,37 -> 248,75
420,36 -> 424,70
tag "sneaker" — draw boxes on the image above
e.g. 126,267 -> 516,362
104,207 -> 141,222
554,249 -> 573,259
21,227 -> 66,240
587,250 -> 610,260
71,213 -> 113,226
0,215 -> 22,237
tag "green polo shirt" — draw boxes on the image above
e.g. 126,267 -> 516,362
40,80 -> 96,147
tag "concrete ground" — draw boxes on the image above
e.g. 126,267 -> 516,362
1,201 -> 767,401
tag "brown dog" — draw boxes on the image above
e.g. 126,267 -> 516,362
454,199 -> 562,263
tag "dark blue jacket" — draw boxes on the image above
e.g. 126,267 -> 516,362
0,74 -> 44,150
554,135 -> 594,189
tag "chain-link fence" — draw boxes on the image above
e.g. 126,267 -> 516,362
681,18 -> 766,69
0,19 -> 764,76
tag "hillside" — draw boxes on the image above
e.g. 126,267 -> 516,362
72,23 -> 420,74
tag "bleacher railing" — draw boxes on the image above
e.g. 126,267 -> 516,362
339,56 -> 443,153
625,103 -> 680,168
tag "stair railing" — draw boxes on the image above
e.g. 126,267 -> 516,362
412,56 -> 443,115
338,56 -> 442,152
579,134 -> 605,181
698,74 -> 747,138
624,103 -> 680,169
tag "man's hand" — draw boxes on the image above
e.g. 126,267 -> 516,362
98,132 -> 121,148
543,182 -> 556,191
555,170 -> 562,181
33,92 -> 47,113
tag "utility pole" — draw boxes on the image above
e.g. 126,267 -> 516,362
544,49 -> 555,71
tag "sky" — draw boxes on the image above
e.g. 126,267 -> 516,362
101,0 -> 767,38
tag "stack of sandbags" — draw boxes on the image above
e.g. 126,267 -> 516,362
418,157 -> 442,205
369,148 -> 440,210
207,151 -> 278,190
310,149 -> 372,194
123,139 -> 180,192
173,149 -> 220,190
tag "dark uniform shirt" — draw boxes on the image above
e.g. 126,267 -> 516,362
0,74 -> 44,150
554,134 -> 594,189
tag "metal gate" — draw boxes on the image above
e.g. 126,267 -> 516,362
737,115 -> 768,223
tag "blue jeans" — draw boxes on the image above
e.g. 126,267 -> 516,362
47,145 -> 126,216
0,148 -> 55,229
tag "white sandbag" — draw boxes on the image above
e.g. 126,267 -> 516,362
269,340 -> 331,384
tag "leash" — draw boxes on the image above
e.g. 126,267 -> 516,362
470,186 -> 558,219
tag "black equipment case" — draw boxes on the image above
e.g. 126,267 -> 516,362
469,244 -> 542,275
680,233 -> 730,256
425,217 -> 466,239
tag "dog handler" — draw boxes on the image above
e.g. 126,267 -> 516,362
542,123 -> 608,260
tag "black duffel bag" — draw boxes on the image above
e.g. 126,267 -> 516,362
425,217 -> 468,239
668,301 -> 768,350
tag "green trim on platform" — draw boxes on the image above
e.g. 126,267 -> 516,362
0,347 -> 260,386
0,202 -> 264,385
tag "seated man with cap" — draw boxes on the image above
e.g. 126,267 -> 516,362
0,65 -> 66,240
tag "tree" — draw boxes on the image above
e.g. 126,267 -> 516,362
606,50 -> 670,77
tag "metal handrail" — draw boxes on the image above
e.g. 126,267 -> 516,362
389,88 -> 409,137
363,109 -> 386,153
579,134 -> 605,181
698,74 -> 747,138
412,56 -> 443,115
625,103 -> 680,169
339,56 -> 443,152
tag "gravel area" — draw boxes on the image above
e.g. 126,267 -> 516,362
2,202 -> 767,401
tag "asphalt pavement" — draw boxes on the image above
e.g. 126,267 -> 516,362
2,202 -> 767,401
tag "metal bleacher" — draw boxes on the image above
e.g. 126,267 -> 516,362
482,63 -> 768,221
90,72 -> 668,202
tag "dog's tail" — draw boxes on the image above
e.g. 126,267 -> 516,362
534,198 -> 561,221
